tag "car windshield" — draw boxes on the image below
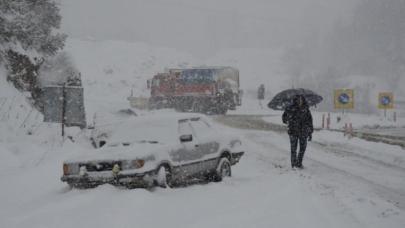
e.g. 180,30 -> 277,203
106,119 -> 179,145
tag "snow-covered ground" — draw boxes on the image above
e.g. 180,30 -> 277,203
1,38 -> 405,228
1,115 -> 404,228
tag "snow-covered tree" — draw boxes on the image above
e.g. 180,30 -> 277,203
0,0 -> 66,58
0,0 -> 66,92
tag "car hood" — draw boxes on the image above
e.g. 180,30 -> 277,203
65,142 -> 174,164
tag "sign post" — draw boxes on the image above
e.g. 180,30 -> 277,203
61,84 -> 66,137
378,92 -> 394,119
42,86 -> 87,138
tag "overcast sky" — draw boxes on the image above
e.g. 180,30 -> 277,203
59,0 -> 357,57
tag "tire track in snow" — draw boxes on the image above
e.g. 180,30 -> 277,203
311,141 -> 405,174
244,131 -> 405,211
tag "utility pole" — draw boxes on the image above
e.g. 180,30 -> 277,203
61,84 -> 66,138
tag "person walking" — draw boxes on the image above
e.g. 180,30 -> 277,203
282,95 -> 313,169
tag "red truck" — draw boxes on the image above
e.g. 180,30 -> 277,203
148,67 -> 242,114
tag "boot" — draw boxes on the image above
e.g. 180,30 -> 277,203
291,153 -> 297,168
297,153 -> 304,169
296,162 -> 304,169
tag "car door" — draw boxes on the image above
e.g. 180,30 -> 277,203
169,119 -> 201,177
189,117 -> 220,173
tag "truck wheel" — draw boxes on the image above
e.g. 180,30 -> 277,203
217,107 -> 228,115
214,158 -> 232,182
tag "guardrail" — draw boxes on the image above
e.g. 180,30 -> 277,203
215,115 -> 405,149
327,128 -> 405,149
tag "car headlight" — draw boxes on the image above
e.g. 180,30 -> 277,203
112,164 -> 120,175
122,159 -> 145,170
71,164 -> 79,174
133,159 -> 145,169
63,163 -> 79,175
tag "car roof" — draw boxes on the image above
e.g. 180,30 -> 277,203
96,113 -> 209,144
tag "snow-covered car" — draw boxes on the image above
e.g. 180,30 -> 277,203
61,113 -> 244,188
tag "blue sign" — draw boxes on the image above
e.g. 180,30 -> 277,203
380,96 -> 391,106
338,93 -> 350,104
180,69 -> 214,84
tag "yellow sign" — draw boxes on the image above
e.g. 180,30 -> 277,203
378,92 -> 394,109
334,89 -> 354,109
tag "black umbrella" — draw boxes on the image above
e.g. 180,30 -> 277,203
267,88 -> 323,110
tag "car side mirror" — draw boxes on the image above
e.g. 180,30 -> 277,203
180,134 -> 193,143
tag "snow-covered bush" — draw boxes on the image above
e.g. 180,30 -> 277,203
38,52 -> 81,87
0,0 -> 67,93
0,0 -> 66,59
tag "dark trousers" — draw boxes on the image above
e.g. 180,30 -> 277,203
289,135 -> 307,167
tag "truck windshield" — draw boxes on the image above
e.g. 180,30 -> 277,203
180,69 -> 214,84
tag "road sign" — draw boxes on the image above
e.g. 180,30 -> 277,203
378,92 -> 394,109
334,89 -> 354,109
42,86 -> 86,128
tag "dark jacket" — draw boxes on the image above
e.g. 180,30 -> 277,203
282,95 -> 313,137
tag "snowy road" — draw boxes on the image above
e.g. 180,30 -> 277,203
1,116 -> 405,228
217,115 -> 405,209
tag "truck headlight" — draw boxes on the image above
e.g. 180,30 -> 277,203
63,164 -> 69,175
79,166 -> 87,176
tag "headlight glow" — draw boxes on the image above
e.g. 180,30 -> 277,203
63,164 -> 69,175
133,159 -> 145,169
79,166 -> 87,176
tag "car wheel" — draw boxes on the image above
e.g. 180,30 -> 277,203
156,165 -> 173,188
214,157 -> 232,182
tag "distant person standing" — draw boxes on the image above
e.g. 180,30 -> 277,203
258,84 -> 265,100
257,84 -> 265,108
282,95 -> 313,169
